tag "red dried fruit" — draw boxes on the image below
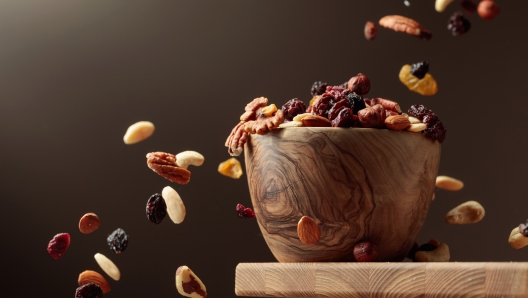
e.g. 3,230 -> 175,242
364,21 -> 377,41
107,228 -> 128,254
236,203 -> 255,219
331,107 -> 357,128
311,81 -> 328,96
328,99 -> 351,121
407,104 -> 432,120
146,193 -> 167,225
353,241 -> 379,262
459,0 -> 477,14
448,11 -> 471,36
423,114 -> 447,143
312,95 -> 335,118
75,283 -> 103,298
282,98 -> 307,121
47,233 -> 70,260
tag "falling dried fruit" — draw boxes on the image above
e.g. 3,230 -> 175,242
236,203 -> 256,219
146,193 -> 167,225
353,241 -> 379,262
47,233 -> 70,260
218,157 -> 243,179
107,228 -> 128,254
75,283 -> 103,298
399,64 -> 438,96
78,270 -> 111,294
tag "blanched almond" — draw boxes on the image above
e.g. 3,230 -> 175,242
94,253 -> 120,281
162,186 -> 186,224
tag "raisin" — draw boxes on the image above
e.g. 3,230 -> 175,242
519,222 -> 528,237
325,86 -> 349,102
423,115 -> 447,143
411,243 -> 438,262
364,21 -> 377,41
410,61 -> 429,80
311,81 -> 328,96
346,93 -> 366,115
331,108 -> 357,128
399,65 -> 438,96
459,0 -> 477,14
281,98 -> 307,121
418,29 -> 432,41
75,283 -> 103,298
107,228 -> 128,254
407,105 -> 432,120
236,203 -> 255,219
146,193 -> 167,225
448,11 -> 471,36
312,95 -> 335,118
328,99 -> 351,121
47,233 -> 70,260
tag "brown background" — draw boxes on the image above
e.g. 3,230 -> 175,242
0,0 -> 526,297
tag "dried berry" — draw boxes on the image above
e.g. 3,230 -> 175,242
407,105 -> 432,120
448,12 -> 471,36
346,93 -> 366,115
410,61 -> 429,80
459,0 -> 477,14
146,193 -> 167,225
331,108 -> 357,128
347,73 -> 370,96
312,95 -> 335,118
281,98 -> 307,121
338,82 -> 348,89
75,283 -> 103,298
418,29 -> 433,41
311,81 -> 328,96
423,116 -> 447,143
325,86 -> 349,102
478,0 -> 500,20
353,241 -> 379,262
364,21 -> 377,41
236,203 -> 255,219
107,228 -> 128,254
47,233 -> 70,260
328,99 -> 351,121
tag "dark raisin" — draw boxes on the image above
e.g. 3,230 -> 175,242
411,243 -> 438,262
47,233 -> 70,260
281,98 -> 307,121
312,95 -> 335,118
519,222 -> 528,237
331,108 -> 357,128
328,99 -> 351,121
417,29 -> 432,41
346,93 -> 366,115
410,61 -> 429,80
107,228 -> 128,254
423,118 -> 447,143
311,81 -> 328,96
459,0 -> 477,14
75,283 -> 103,298
407,105 -> 432,120
448,11 -> 471,36
146,193 -> 167,225
236,203 -> 255,219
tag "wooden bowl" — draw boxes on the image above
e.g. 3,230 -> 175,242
244,127 -> 441,262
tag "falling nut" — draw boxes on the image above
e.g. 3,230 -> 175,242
94,253 -> 120,281
415,242 -> 450,262
445,200 -> 485,224
162,186 -> 186,224
508,227 -> 528,249
435,0 -> 454,12
175,265 -> 207,298
123,121 -> 155,144
436,175 -> 464,191
78,270 -> 111,294
175,151 -> 205,169
406,123 -> 426,132
379,15 -> 432,40
297,216 -> 321,244
385,115 -> 411,131
79,212 -> 100,234
278,121 -> 303,128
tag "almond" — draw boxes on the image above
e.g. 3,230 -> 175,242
94,253 -> 120,281
435,175 -> 464,191
79,213 -> 100,234
301,115 -> 331,127
78,270 -> 111,294
297,216 -> 321,244
385,115 -> 411,131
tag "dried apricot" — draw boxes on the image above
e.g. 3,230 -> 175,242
218,158 -> 243,179
399,64 -> 438,96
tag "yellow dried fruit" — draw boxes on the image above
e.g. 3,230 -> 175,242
260,104 -> 278,117
218,157 -> 243,179
399,64 -> 438,96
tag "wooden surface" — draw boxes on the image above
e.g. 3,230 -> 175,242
235,262 -> 528,297
244,128 -> 441,262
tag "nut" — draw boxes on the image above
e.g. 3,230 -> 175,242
435,175 -> 464,191
146,152 -> 191,184
278,121 -> 303,128
385,115 -> 411,131
218,157 -> 243,179
292,113 -> 314,122
347,73 -> 371,96
445,200 -> 485,224
358,104 -> 386,128
175,265 -> 207,298
478,0 -> 500,20
408,116 -> 421,124
79,213 -> 100,234
406,123 -> 426,132
297,216 -> 321,244
243,108 -> 284,135
364,21 -> 377,41
353,241 -> 379,262
94,253 -> 121,281
369,98 -> 401,113
379,15 -> 432,40
225,121 -> 248,156
162,186 -> 186,224
301,114 -> 331,127
175,151 -> 205,169
509,227 -> 528,249
415,242 -> 450,262
435,0 -> 454,12
78,270 -> 111,294
123,121 -> 155,144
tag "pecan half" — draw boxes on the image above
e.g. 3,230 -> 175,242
146,152 -> 191,184
369,98 -> 401,114
225,121 -> 248,156
379,15 -> 432,40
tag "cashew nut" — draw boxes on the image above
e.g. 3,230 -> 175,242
435,0 -> 454,12
415,242 -> 450,262
445,200 -> 485,224
175,151 -> 204,169
436,175 -> 464,191
509,227 -> 528,249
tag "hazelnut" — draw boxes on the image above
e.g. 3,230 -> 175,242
347,73 -> 371,96
478,1 -> 500,20
357,104 -> 386,128
353,241 -> 379,262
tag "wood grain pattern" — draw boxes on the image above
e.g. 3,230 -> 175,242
235,262 -> 528,297
244,128 -> 441,262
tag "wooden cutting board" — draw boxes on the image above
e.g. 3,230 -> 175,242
235,262 -> 528,297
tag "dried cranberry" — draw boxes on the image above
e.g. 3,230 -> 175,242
146,193 -> 167,225
107,228 -> 128,254
236,203 -> 255,219
281,98 -> 307,121
47,233 -> 70,260
325,86 -> 349,102
331,108 -> 357,128
407,105 -> 432,120
410,61 -> 429,80
311,81 -> 328,96
312,95 -> 335,118
346,93 -> 366,115
459,0 -> 477,14
328,99 -> 351,121
411,243 -> 438,262
423,119 -> 447,143
448,11 -> 471,36
75,283 -> 103,298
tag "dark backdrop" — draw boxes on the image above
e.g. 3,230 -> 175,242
1,0 -> 526,297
